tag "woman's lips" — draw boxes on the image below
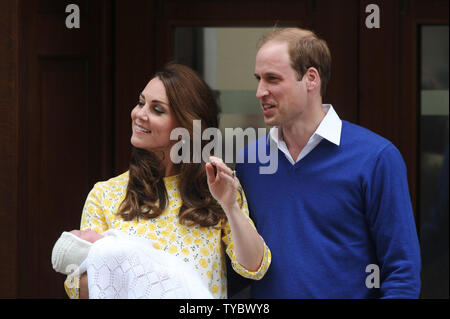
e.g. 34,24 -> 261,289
134,123 -> 151,134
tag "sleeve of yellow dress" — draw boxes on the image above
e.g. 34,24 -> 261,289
222,180 -> 271,280
64,182 -> 109,299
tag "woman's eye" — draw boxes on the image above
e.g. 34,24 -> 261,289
138,100 -> 145,106
153,105 -> 165,114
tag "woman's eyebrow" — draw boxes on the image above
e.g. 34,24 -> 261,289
151,99 -> 169,105
140,93 -> 168,105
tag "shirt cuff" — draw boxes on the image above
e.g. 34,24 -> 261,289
231,242 -> 272,280
64,275 -> 80,299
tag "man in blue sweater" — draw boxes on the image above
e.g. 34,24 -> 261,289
235,27 -> 421,298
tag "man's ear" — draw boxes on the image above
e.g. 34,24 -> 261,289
304,67 -> 321,91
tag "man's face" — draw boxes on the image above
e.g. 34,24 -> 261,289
254,41 -> 308,128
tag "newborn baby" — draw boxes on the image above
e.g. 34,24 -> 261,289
52,229 -> 103,275
51,229 -> 212,299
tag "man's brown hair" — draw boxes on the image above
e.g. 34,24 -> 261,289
259,27 -> 332,97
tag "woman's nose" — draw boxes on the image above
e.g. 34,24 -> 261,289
135,105 -> 149,121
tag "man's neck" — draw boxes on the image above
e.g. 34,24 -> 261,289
281,102 -> 326,160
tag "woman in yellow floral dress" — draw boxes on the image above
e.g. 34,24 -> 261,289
65,63 -> 271,299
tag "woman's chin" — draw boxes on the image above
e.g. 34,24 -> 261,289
130,136 -> 146,149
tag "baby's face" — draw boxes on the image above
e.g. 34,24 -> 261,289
70,229 -> 103,243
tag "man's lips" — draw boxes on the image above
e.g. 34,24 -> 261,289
262,104 -> 276,117
262,104 -> 276,110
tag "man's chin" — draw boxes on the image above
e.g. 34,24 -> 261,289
263,117 -> 278,127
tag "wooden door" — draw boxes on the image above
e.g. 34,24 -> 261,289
15,0 -> 113,297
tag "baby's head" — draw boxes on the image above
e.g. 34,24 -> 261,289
70,229 -> 103,243
51,229 -> 102,275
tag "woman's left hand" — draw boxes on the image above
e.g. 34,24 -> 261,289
206,156 -> 238,212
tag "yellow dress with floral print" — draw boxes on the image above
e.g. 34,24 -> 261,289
64,171 -> 271,299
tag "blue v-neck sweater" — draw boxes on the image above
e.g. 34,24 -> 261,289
235,121 -> 421,298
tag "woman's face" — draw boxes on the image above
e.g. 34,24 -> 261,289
130,77 -> 180,154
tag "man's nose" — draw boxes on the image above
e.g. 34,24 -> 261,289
256,82 -> 269,99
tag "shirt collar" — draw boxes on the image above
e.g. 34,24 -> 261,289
269,104 -> 342,146
315,104 -> 342,146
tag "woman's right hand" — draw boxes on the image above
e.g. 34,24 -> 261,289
79,272 -> 89,299
206,156 -> 238,212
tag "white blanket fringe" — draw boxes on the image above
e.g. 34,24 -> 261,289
79,229 -> 212,299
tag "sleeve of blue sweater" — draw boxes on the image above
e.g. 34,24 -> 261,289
364,143 -> 421,298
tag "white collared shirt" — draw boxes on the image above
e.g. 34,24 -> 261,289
269,104 -> 342,165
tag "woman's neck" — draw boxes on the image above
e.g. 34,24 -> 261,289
161,150 -> 180,177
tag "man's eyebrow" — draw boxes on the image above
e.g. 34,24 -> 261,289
254,72 -> 280,78
265,72 -> 280,77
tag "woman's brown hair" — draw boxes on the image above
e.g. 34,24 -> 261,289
117,63 -> 226,227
